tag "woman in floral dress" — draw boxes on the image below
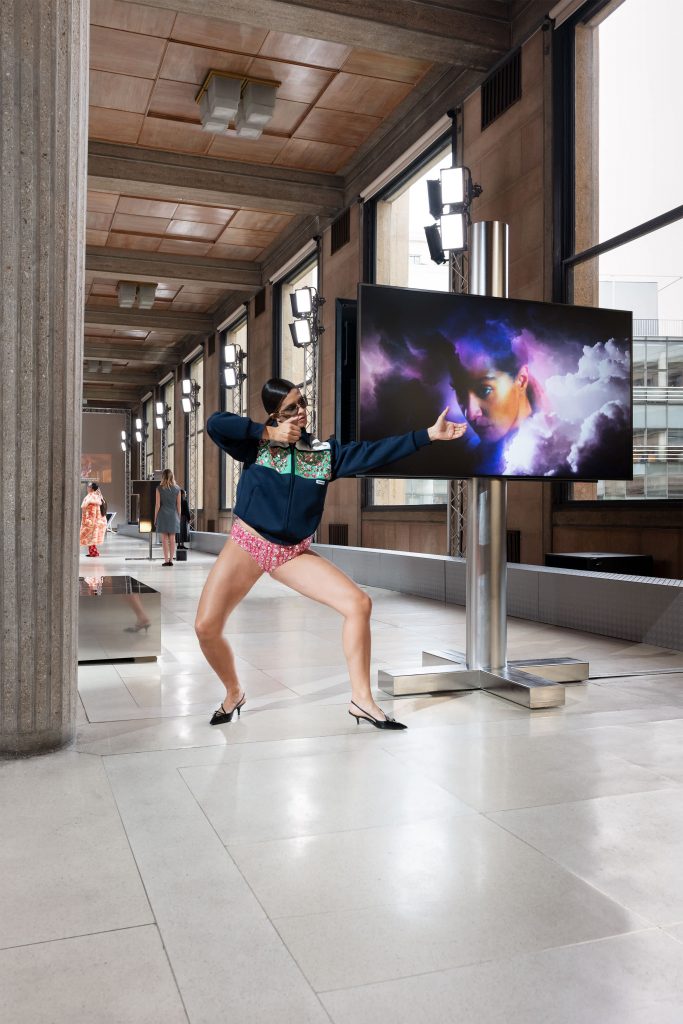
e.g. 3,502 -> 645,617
80,482 -> 106,557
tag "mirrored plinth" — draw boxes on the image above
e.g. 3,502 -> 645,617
78,575 -> 161,662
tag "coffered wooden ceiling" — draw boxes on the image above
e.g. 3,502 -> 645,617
83,0 -> 551,405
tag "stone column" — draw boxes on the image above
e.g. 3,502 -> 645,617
0,0 -> 88,754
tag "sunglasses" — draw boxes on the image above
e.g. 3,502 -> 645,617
278,395 -> 308,419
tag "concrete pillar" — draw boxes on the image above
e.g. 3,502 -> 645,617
0,0 -> 88,754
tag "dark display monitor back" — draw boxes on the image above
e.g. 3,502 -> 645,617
357,283 -> 633,481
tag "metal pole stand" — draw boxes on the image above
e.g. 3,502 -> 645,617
125,530 -> 162,562
378,222 -> 588,710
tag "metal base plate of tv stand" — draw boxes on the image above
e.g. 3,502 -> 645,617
378,650 -> 590,709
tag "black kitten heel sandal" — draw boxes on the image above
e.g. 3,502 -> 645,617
210,692 -> 246,726
348,700 -> 407,731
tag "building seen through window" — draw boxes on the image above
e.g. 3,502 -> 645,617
570,0 -> 683,500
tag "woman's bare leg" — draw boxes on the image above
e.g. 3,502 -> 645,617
168,533 -> 176,560
272,552 -> 385,718
195,539 -> 263,707
161,534 -> 169,562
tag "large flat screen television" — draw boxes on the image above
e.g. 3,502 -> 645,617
357,283 -> 633,481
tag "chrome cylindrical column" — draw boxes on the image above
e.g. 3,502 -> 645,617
466,222 -> 509,673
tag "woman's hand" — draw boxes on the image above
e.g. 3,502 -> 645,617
428,407 -> 468,442
264,421 -> 301,444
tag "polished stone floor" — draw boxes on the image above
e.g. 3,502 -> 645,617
2,533 -> 683,1022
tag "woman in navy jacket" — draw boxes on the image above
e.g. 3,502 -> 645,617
196,378 -> 466,730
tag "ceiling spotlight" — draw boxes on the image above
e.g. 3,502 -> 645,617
289,319 -> 312,347
117,281 -> 136,308
137,283 -> 157,310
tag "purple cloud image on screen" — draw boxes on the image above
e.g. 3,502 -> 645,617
357,284 -> 633,481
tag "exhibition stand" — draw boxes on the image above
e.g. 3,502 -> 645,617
377,222 -> 588,709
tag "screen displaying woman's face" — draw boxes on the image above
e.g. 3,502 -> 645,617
453,354 -> 530,443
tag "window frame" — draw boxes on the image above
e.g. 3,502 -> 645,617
552,0 -> 683,508
361,133 -> 453,511
219,313 -> 248,512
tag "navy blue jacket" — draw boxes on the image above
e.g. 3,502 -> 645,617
207,412 -> 431,545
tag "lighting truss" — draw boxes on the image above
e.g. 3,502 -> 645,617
288,285 -> 324,438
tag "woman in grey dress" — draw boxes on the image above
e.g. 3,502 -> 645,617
155,469 -> 181,566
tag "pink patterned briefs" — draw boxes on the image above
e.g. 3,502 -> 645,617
230,518 -> 313,573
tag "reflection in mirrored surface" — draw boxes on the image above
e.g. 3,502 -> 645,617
78,575 -> 161,662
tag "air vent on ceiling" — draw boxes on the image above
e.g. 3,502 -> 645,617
254,288 -> 266,317
331,208 -> 351,254
481,50 -> 521,131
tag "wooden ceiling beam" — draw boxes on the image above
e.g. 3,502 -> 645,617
86,247 -> 262,290
83,370 -> 161,387
83,386 -> 148,404
83,342 -> 175,364
88,143 -> 344,217
84,307 -> 214,332
131,0 -> 510,68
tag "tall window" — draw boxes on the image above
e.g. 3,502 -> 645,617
164,378 -> 175,474
143,397 -> 153,478
185,353 -> 204,513
279,256 -> 318,392
221,316 -> 248,510
562,0 -> 683,500
370,144 -> 452,505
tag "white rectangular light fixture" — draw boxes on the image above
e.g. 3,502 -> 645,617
441,212 -> 466,252
181,379 -> 192,395
135,430 -> 142,443
440,167 -> 466,206
240,80 -> 277,127
224,367 -> 237,388
181,396 -> 192,414
135,418 -> 142,429
155,401 -> 163,415
155,416 -> 163,430
290,287 -> 313,316
234,109 -> 263,139
224,343 -> 237,364
120,441 -> 127,452
199,75 -> 241,132
137,283 -> 157,309
121,430 -> 127,441
289,319 -> 312,347
139,518 -> 153,534
117,281 -> 136,308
